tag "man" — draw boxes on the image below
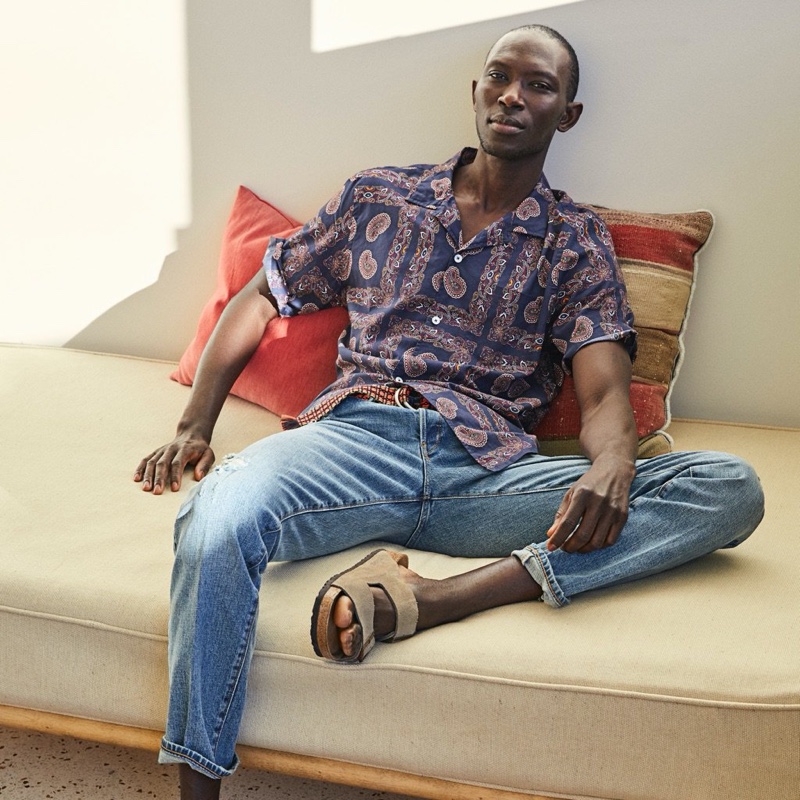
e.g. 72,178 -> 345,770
135,25 -> 764,800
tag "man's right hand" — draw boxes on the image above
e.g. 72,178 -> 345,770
133,270 -> 279,495
134,434 -> 215,494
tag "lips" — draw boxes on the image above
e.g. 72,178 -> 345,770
488,114 -> 525,134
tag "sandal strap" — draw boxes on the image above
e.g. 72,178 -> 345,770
333,550 -> 419,652
371,566 -> 418,641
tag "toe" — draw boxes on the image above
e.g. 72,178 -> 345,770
332,595 -> 362,658
332,594 -> 354,629
339,623 -> 363,658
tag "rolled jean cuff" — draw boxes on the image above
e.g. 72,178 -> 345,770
158,738 -> 238,779
512,544 -> 569,608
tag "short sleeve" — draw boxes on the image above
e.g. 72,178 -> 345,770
548,209 -> 637,372
262,179 -> 357,317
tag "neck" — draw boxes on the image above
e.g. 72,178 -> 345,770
454,149 -> 546,216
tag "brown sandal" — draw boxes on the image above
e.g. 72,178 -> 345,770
310,549 -> 419,663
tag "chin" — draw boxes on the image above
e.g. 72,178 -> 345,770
478,132 -> 544,163
482,142 -> 540,162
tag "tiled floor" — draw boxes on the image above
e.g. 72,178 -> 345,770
0,726 -> 413,799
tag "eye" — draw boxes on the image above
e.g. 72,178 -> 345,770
530,81 -> 553,92
487,70 -> 507,81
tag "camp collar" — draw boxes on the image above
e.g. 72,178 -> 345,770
405,147 -> 554,240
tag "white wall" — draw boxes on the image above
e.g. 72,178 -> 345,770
0,0 -> 190,345
2,0 -> 798,428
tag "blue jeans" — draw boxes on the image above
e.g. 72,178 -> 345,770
158,398 -> 764,778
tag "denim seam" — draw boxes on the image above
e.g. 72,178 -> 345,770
213,599 -> 259,760
403,411 -> 434,549
279,496 -> 423,523
422,407 -> 443,456
160,738 -> 236,779
430,486 -> 574,501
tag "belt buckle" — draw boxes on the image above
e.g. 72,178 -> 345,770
394,386 -> 414,409
397,386 -> 424,410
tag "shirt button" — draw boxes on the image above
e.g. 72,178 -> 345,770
394,377 -> 404,383
453,254 -> 463,263
431,315 -> 442,325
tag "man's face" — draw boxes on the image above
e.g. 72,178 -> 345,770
472,30 -> 582,164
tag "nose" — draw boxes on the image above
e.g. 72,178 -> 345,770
499,82 -> 524,108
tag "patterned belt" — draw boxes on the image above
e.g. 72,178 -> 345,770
356,383 -> 433,410
280,383 -> 433,431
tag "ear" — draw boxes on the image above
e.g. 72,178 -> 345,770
557,101 -> 583,133
472,79 -> 478,110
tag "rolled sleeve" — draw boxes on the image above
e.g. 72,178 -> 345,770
550,211 -> 637,372
261,180 -> 357,317
263,237 -> 301,316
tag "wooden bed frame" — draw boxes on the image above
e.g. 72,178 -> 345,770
0,704 -> 552,800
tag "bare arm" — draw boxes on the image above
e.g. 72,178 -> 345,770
134,270 -> 278,494
545,341 -> 638,553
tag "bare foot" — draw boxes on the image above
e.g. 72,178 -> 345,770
331,563 -> 419,657
331,557 -> 541,658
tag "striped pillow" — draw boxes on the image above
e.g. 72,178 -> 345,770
536,208 -> 714,457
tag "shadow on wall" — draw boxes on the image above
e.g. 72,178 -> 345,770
64,0 -> 498,362
65,229 -> 215,363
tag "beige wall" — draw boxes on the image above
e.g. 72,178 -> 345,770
0,0 -> 190,345
4,0 -> 798,427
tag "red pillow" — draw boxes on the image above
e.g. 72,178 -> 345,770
171,186 -> 348,416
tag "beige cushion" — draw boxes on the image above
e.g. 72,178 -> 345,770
0,344 -> 797,799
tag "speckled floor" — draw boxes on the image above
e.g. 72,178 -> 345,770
0,726 -> 413,799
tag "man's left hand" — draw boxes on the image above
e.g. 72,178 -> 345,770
546,454 -> 636,553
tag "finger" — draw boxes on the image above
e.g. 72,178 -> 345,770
553,481 -> 611,552
545,491 -> 573,548
605,525 -> 623,548
139,452 -> 165,492
169,445 -> 215,492
193,448 -> 215,482
168,445 -> 204,491
576,516 -> 614,553
560,505 -> 602,553
134,452 -> 158,484
152,448 -> 179,495
576,503 -> 628,552
604,509 -> 629,548
547,508 -> 585,551
169,457 -> 186,493
133,461 -> 146,483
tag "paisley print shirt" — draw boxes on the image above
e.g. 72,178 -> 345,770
263,148 -> 636,471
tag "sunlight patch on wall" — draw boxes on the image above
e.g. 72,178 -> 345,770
312,0 -> 585,52
0,0 -> 190,345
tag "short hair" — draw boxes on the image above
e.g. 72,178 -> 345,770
486,24 -> 580,103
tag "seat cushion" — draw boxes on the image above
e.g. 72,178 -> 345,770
0,344 -> 797,799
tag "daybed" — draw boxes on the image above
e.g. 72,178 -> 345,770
1,192 -> 797,800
